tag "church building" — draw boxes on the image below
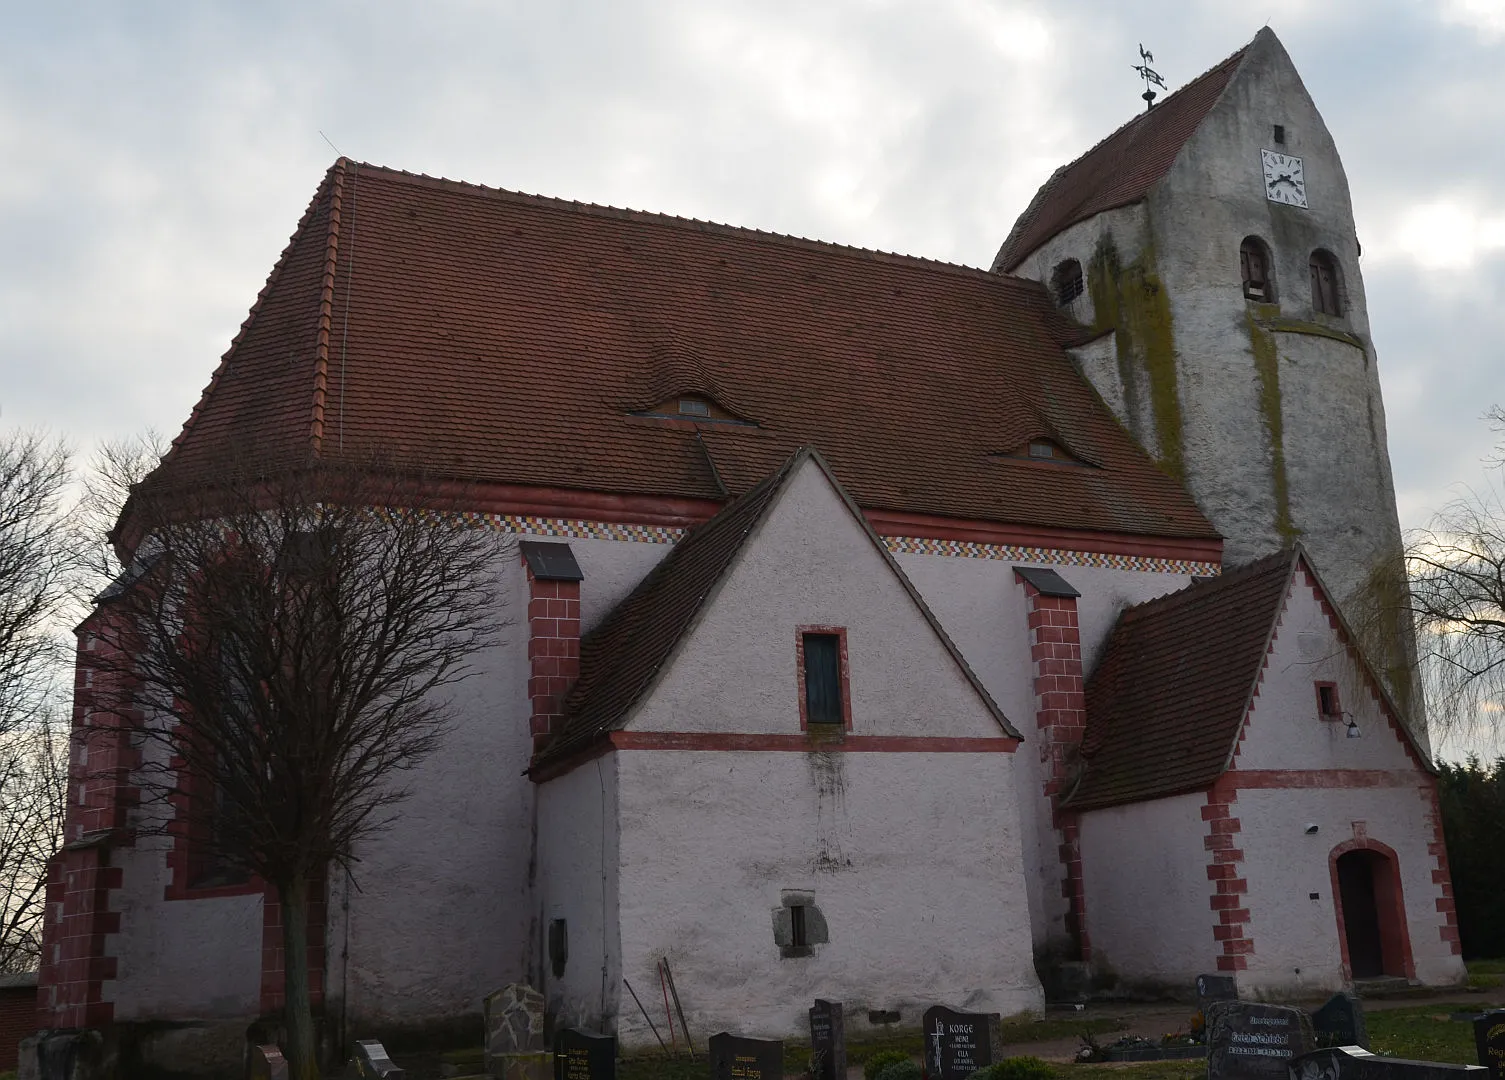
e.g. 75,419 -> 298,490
37,26 -> 1465,1074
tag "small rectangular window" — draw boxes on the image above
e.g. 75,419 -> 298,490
1316,682 -> 1341,719
790,904 -> 808,948
1027,441 -> 1055,459
1273,124 -> 1286,145
677,398 -> 710,417
802,633 -> 843,726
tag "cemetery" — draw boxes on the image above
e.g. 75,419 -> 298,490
202,969 -> 1505,1080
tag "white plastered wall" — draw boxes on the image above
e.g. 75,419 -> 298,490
1076,793 -> 1212,986
536,754 -> 621,1032
896,553 -> 1196,951
594,457 -> 1041,1044
1231,572 -> 1464,991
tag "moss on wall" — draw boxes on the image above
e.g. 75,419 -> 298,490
1244,312 -> 1298,545
1086,238 -> 1185,480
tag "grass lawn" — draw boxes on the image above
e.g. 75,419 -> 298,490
1467,959 -> 1505,990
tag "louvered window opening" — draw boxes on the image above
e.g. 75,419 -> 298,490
1310,251 -> 1342,316
1052,259 -> 1085,307
803,633 -> 843,726
1240,238 -> 1273,302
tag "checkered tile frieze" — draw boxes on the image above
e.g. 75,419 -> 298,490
382,509 -> 1220,575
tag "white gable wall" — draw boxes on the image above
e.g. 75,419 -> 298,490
1232,571 -> 1463,991
600,457 -> 1041,1044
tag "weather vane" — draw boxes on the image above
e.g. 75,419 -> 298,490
1133,44 -> 1168,111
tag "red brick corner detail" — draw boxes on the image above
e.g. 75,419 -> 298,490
526,559 -> 582,752
1420,780 -> 1463,956
1203,777 -> 1253,971
1018,577 -> 1090,961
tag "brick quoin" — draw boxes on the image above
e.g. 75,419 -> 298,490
1017,575 -> 1091,961
526,559 -> 582,753
37,614 -> 139,1029
1421,782 -> 1463,956
1203,776 -> 1253,971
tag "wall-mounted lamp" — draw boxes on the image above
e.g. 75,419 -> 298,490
1344,715 -> 1361,739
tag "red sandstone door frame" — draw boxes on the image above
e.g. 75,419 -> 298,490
1328,837 -> 1416,981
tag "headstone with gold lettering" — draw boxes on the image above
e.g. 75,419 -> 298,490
808,999 -> 845,1080
1475,1010 -> 1505,1079
1208,1002 -> 1315,1080
708,1032 -> 782,1080
553,1029 -> 615,1080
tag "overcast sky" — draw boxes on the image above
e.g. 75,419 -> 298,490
4,1 -> 1502,753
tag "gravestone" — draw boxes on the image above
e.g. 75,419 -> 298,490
248,1043 -> 289,1080
485,984 -> 548,1079
1290,1046 -> 1487,1080
1475,1011 -> 1505,1079
1312,993 -> 1368,1050
553,1029 -> 615,1080
808,999 -> 846,1080
1197,973 -> 1240,1016
1207,1001 -> 1315,1080
352,1040 -> 406,1079
708,1032 -> 782,1080
922,1006 -> 1001,1080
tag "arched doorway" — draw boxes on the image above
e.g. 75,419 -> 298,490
1330,840 -> 1415,981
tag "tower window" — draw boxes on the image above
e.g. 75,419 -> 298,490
1309,250 -> 1344,316
790,904 -> 808,948
1051,259 -> 1084,307
1273,124 -> 1286,145
1240,237 -> 1275,302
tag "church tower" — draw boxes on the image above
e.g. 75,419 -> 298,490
994,28 -> 1418,726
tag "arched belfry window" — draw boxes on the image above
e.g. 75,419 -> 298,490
1051,259 -> 1084,307
1309,249 -> 1343,316
1240,237 -> 1275,302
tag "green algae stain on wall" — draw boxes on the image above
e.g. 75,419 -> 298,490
1087,237 -> 1185,481
1245,311 -> 1298,544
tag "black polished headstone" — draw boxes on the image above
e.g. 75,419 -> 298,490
1475,1011 -> 1505,1079
922,1006 -> 999,1080
808,1000 -> 846,1080
1198,973 -> 1240,1015
1290,1046 -> 1487,1080
353,1039 -> 407,1079
1313,993 -> 1369,1050
1207,1001 -> 1315,1080
709,1032 -> 782,1080
554,1029 -> 616,1080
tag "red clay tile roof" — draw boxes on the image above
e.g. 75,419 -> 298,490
531,448 -> 1019,771
146,159 -> 1215,544
1066,549 -> 1296,811
992,42 -> 1249,272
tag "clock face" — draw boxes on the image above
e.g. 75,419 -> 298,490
1262,149 -> 1308,208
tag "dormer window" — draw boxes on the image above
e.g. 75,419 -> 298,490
996,437 -> 1092,467
1028,440 -> 1057,459
630,394 -> 755,426
1051,259 -> 1085,307
1240,237 -> 1275,302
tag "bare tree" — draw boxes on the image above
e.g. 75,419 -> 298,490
87,454 -> 505,1080
0,428 -> 72,736
71,429 -> 169,596
0,713 -> 67,972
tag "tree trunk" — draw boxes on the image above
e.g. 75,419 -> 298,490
280,875 -> 319,1080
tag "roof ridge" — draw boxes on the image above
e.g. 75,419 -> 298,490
161,163 -> 345,469
342,159 -> 1040,288
309,158 -> 349,454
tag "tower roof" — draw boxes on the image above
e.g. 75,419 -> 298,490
993,34 -> 1261,272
